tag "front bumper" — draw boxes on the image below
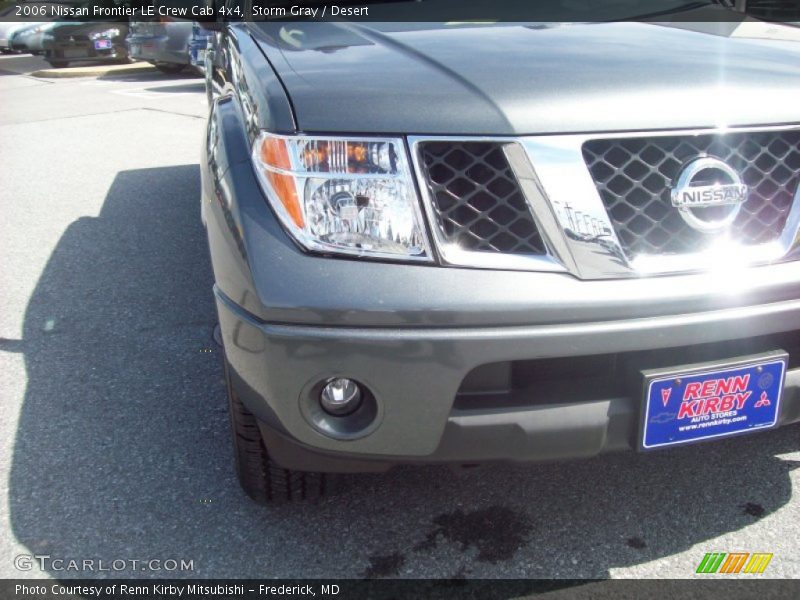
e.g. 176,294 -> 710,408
216,285 -> 800,469
44,39 -> 126,63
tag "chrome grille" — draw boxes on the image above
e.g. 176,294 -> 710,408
582,131 -> 800,256
417,142 -> 546,255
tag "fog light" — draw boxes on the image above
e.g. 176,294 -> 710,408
320,378 -> 362,416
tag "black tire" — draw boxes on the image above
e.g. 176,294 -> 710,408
155,63 -> 187,74
224,357 -> 327,504
48,60 -> 69,69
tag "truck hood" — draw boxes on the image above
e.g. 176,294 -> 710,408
250,20 -> 800,135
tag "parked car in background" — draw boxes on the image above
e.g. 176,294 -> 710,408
127,19 -> 196,74
11,22 -> 57,55
0,1 -> 87,54
42,22 -> 130,69
0,5 -> 40,53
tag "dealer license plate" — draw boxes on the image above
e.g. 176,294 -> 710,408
641,352 -> 787,450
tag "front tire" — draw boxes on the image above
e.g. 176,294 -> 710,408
225,357 -> 327,504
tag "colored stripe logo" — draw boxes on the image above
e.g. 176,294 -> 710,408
697,552 -> 772,574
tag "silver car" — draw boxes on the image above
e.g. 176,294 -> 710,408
0,9 -> 40,53
10,22 -> 57,55
126,20 -> 194,74
0,1 -> 82,53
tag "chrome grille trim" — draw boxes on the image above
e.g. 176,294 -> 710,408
416,141 -> 547,255
408,137 -> 566,273
410,125 -> 800,280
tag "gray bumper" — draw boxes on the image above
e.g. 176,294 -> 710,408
216,286 -> 800,463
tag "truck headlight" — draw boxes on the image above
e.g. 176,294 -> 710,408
252,133 -> 432,261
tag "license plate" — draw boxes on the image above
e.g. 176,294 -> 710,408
94,39 -> 112,50
641,352 -> 787,450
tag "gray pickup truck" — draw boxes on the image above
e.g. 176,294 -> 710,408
201,8 -> 800,504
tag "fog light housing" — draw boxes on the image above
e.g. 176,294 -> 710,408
320,378 -> 362,416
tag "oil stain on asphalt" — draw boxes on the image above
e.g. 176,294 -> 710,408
414,506 -> 532,564
626,536 -> 647,549
742,502 -> 765,517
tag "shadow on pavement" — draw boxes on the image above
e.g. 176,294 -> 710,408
8,163 -> 800,579
144,82 -> 206,94
99,69 -> 202,83
0,53 -> 50,75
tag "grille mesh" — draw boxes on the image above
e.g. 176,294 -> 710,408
417,142 -> 546,255
582,131 -> 800,256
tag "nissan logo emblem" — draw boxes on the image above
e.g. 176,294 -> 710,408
670,157 -> 748,233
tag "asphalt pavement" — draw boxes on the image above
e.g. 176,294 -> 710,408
0,53 -> 798,584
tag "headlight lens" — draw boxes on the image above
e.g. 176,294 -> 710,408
252,133 -> 431,261
90,28 -> 120,40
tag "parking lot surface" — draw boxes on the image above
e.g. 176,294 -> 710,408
0,54 -> 798,582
